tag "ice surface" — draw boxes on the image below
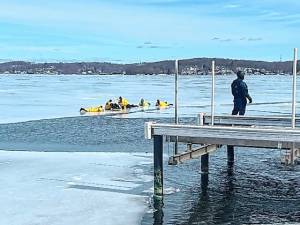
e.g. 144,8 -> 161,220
0,151 -> 152,225
1,74 -> 299,123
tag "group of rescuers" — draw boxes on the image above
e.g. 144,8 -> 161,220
81,96 -> 172,113
81,71 -> 252,115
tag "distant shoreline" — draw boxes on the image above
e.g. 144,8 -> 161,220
0,73 -> 293,76
0,57 -> 296,76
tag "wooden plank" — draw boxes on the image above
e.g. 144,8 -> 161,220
204,115 -> 300,127
168,144 -> 217,165
152,123 -> 300,149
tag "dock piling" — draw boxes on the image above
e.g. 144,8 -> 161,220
201,154 -> 209,173
227,145 -> 234,166
201,173 -> 209,195
154,135 -> 163,197
197,112 -> 205,126
153,196 -> 164,224
199,112 -> 210,173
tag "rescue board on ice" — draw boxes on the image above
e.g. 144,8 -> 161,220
79,106 -> 172,117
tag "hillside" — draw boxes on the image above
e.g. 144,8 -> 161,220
0,58 -> 296,75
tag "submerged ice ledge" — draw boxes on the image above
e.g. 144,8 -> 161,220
0,151 -> 152,225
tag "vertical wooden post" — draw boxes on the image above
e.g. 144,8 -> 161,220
187,143 -> 192,151
199,112 -> 209,173
227,145 -> 234,165
174,60 -> 179,154
290,48 -> 297,165
154,135 -> 163,196
292,48 -> 297,129
201,154 -> 209,173
197,112 -> 205,126
211,60 -> 215,126
175,59 -> 179,125
201,173 -> 209,196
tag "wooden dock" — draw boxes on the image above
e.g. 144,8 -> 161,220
145,114 -> 300,196
145,49 -> 300,197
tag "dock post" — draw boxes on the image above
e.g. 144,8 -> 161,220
154,135 -> 163,197
227,145 -> 234,166
292,48 -> 298,129
174,59 -> 179,154
201,154 -> 209,173
290,48 -> 297,165
199,112 -> 209,173
197,112 -> 205,126
211,60 -> 215,126
201,173 -> 209,196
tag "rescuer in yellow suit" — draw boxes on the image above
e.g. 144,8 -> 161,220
105,99 -> 122,110
139,98 -> 151,107
80,105 -> 104,113
155,99 -> 173,108
118,96 -> 129,109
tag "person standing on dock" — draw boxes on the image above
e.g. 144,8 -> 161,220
231,71 -> 252,115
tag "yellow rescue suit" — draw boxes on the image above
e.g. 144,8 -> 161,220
85,106 -> 104,112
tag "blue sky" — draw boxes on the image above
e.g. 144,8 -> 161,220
0,0 -> 299,62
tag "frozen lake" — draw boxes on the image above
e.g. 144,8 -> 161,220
0,74 -> 299,123
0,74 -> 299,225
0,151 -> 152,225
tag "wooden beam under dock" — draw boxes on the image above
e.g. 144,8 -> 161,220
168,144 -> 217,165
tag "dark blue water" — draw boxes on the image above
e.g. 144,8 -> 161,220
0,116 -> 299,224
144,148 -> 300,225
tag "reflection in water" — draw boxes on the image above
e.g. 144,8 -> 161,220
153,196 -> 164,225
149,160 -> 241,225
183,162 -> 237,225
227,159 -> 234,177
176,173 -> 210,225
217,164 -> 236,223
201,173 -> 209,198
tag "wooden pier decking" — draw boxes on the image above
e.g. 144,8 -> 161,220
202,115 -> 300,127
149,123 -> 300,148
145,114 -> 300,196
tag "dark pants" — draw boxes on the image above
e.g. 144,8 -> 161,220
232,98 -> 247,115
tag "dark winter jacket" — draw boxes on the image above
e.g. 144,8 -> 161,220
231,78 -> 252,102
